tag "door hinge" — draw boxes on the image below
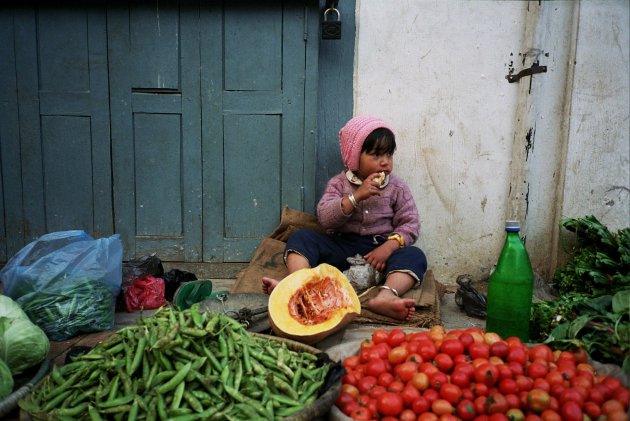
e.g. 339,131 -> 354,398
506,61 -> 547,83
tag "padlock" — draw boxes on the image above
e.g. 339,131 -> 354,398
322,7 -> 341,40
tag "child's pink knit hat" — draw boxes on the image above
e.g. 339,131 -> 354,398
339,116 -> 395,171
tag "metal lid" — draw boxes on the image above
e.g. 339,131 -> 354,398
505,220 -> 521,231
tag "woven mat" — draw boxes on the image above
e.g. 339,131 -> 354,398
231,206 -> 443,327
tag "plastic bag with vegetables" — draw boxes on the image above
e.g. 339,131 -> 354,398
0,295 -> 49,376
0,230 -> 123,341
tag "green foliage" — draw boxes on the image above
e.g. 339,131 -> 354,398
554,215 -> 630,295
531,216 -> 629,375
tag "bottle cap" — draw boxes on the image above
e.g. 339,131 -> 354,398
505,220 -> 521,232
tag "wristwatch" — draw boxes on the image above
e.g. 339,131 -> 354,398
387,233 -> 405,248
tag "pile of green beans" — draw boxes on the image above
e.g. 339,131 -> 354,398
19,305 -> 331,420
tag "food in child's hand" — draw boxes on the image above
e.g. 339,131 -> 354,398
373,171 -> 386,186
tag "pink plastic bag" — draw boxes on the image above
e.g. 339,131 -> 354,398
125,275 -> 166,312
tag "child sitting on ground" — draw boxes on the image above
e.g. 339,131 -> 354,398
262,115 -> 428,321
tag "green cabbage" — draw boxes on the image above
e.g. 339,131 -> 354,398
0,296 -> 49,376
0,358 -> 13,399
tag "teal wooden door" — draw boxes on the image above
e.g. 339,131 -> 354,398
108,3 -> 203,261
107,1 -> 318,262
201,1 -> 318,262
0,1 -> 317,263
0,5 -> 112,261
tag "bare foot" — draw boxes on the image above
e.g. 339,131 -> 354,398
262,277 -> 280,295
365,294 -> 416,321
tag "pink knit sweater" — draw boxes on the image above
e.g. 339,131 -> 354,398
316,172 -> 420,246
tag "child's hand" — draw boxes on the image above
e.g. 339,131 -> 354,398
355,172 -> 385,202
364,241 -> 397,272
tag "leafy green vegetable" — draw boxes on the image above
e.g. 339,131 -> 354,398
0,358 -> 13,399
0,295 -> 50,376
530,216 -> 629,375
554,215 -> 630,295
544,289 -> 629,376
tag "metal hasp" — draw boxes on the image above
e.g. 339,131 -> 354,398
506,62 -> 547,83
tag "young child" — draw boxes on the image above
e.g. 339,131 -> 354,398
262,115 -> 427,321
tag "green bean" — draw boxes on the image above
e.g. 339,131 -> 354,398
101,404 -> 133,414
128,335 -> 147,376
88,405 -> 104,421
51,402 -> 89,417
183,391 -> 204,413
171,380 -> 186,410
98,395 -> 134,408
300,379 -> 324,403
157,393 -> 168,421
128,398 -> 139,421
156,362 -> 191,394
42,389 -> 73,412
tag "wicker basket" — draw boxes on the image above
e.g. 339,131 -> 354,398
252,333 -> 342,421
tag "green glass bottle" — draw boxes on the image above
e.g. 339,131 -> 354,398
485,220 -> 534,342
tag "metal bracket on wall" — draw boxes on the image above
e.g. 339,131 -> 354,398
506,62 -> 547,83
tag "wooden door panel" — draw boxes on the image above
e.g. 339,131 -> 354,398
0,6 -> 112,254
109,3 -> 202,261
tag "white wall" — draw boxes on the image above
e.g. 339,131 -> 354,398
354,0 -> 629,286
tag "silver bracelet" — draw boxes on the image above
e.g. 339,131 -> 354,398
377,285 -> 399,297
348,193 -> 359,208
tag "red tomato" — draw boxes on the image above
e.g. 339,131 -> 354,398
507,361 -> 524,376
441,339 -> 465,358
342,400 -> 361,416
499,378 -> 519,395
429,371 -> 449,391
412,395 -> 430,413
490,341 -> 509,359
431,398 -> 454,415
377,391 -> 404,416
456,399 -> 476,420
357,375 -> 378,394
611,386 -> 630,410
540,409 -> 562,421
527,362 -> 549,379
418,341 -> 438,361
388,345 -> 409,364
451,369 -> 472,388
505,393 -> 521,409
417,413 -> 439,421
342,371 -> 360,386
372,329 -> 389,344
459,332 -> 475,349
488,414 -> 510,421
440,383 -> 463,405
420,361 -> 440,376
341,383 -> 360,398
365,358 -> 388,377
474,395 -> 488,415
559,387 -> 585,407
343,355 -> 361,370
387,380 -> 405,393
368,384 -> 387,399
507,347 -> 528,366
411,372 -> 430,391
378,371 -> 395,387
532,378 -> 550,392
405,353 -> 424,364
395,361 -> 419,383
471,382 -> 490,397
469,342 -> 491,360
454,353 -> 472,365
399,408 -> 417,421
515,374 -> 534,392
434,353 -> 455,373
349,406 -> 372,420
485,392 -> 509,414
498,364 -> 514,381
400,384 -> 421,407
560,400 -> 583,421
583,401 -> 602,419
387,329 -> 406,347
529,344 -> 554,363
335,391 -> 355,408
423,388 -> 439,403
526,388 -> 551,413
571,347 -> 589,364
475,363 -> 500,386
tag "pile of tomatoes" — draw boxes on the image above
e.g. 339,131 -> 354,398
336,325 -> 629,421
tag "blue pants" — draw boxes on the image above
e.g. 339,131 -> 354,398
285,229 -> 428,283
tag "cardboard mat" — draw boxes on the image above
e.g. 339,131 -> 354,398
231,206 -> 444,328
